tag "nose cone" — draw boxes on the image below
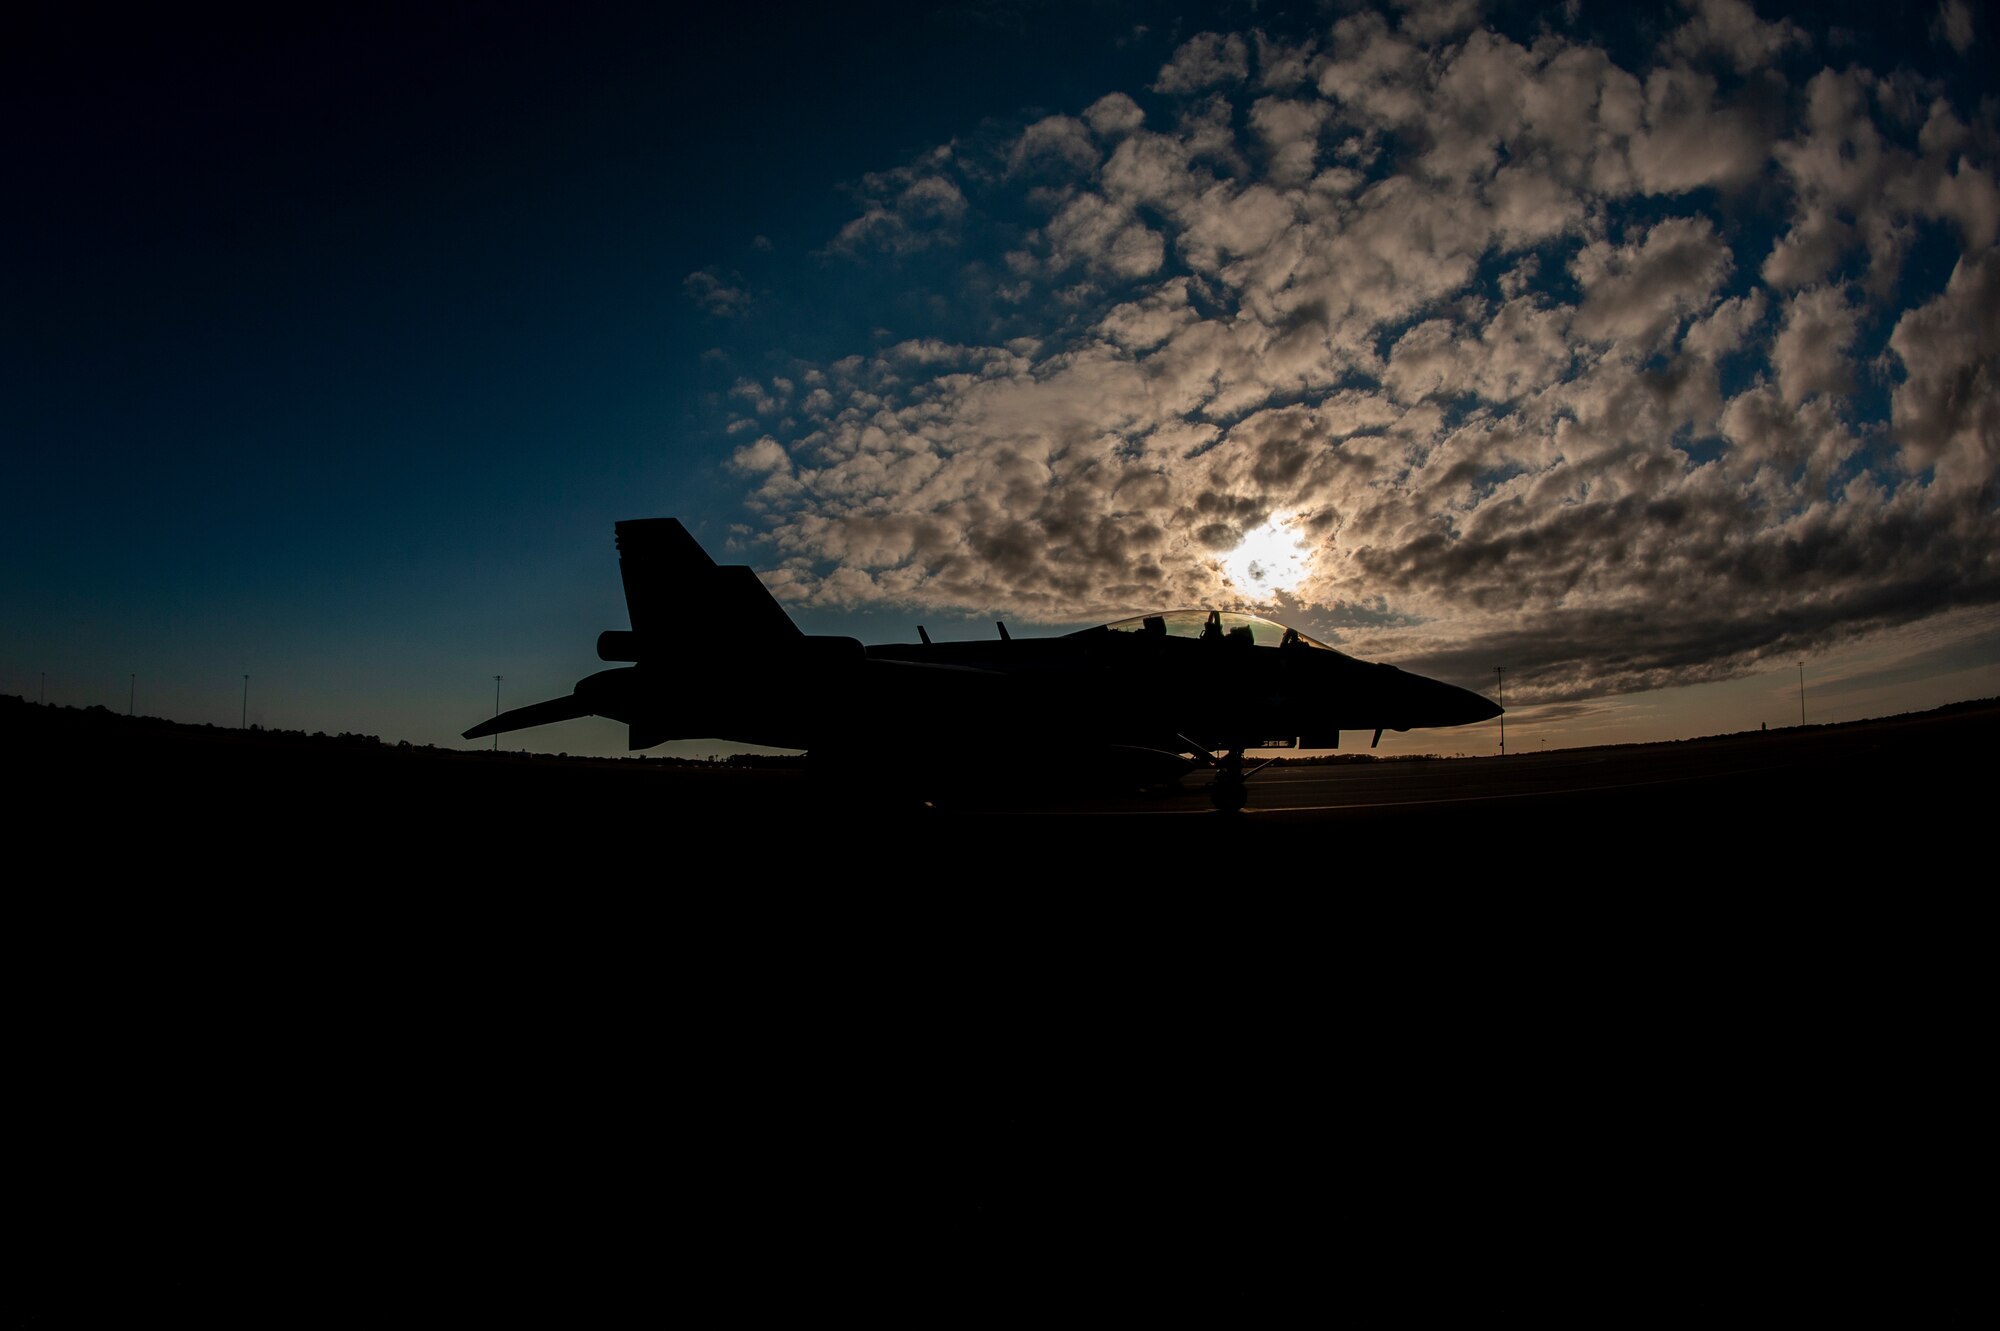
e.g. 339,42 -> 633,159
1302,651 -> 1506,732
1444,677 -> 1505,725
1396,669 -> 1504,728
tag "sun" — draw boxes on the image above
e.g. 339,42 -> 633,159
1222,514 -> 1312,600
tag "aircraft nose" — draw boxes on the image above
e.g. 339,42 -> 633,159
1449,679 -> 1505,724
1401,670 -> 1504,726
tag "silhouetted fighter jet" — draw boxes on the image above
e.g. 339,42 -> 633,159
464,518 -> 1501,808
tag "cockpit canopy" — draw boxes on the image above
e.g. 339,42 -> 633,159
1095,610 -> 1352,656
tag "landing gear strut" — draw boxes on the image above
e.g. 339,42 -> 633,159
1210,762 -> 1249,812
1181,735 -> 1270,812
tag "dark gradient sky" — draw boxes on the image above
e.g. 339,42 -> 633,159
8,1 -> 1997,757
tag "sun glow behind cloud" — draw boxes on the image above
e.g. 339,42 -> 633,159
1222,514 -> 1312,601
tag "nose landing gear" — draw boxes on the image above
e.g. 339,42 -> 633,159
1183,737 -> 1272,812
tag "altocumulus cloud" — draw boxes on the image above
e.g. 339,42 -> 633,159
718,0 -> 1999,704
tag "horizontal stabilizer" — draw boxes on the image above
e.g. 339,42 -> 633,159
463,693 -> 595,741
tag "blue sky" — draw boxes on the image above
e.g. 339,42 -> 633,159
7,1 -> 1998,758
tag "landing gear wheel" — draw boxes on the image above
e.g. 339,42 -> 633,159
1210,772 -> 1248,812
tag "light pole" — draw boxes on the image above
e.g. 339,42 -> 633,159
493,675 -> 503,751
1798,661 -> 1805,726
129,673 -> 135,716
242,674 -> 249,728
1495,666 -> 1505,756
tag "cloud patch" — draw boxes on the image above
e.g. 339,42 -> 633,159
715,4 -> 2000,708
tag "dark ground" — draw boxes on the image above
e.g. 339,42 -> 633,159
9,697 -> 1986,1323
10,691 -> 1996,857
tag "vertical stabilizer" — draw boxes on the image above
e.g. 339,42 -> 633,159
615,519 -> 713,636
612,518 -> 800,650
